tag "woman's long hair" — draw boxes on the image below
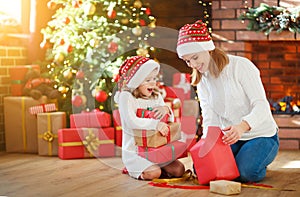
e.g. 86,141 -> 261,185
190,47 -> 229,86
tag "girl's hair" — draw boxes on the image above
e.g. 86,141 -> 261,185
190,47 -> 229,86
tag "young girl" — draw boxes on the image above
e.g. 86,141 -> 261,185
114,56 -> 185,180
176,20 -> 279,183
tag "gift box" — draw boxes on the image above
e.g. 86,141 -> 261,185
165,98 -> 181,122
113,110 -> 122,147
182,100 -> 199,118
29,103 -> 57,115
4,96 -> 40,153
9,65 -> 40,96
136,108 -> 170,123
138,140 -> 187,164
134,122 -> 181,148
173,73 -> 191,99
190,126 -> 240,185
70,111 -> 112,128
58,127 -> 115,159
37,112 -> 66,156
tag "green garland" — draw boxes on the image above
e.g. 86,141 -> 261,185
239,3 -> 300,35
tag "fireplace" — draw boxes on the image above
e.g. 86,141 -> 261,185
244,40 -> 300,114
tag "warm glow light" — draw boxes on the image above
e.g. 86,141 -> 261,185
0,0 -> 22,23
282,161 -> 300,169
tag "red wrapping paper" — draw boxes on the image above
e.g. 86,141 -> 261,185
29,103 -> 57,115
190,126 -> 240,184
136,108 -> 169,123
138,141 -> 186,164
112,110 -> 122,147
9,65 -> 40,96
58,127 -> 115,159
70,111 -> 111,128
172,73 -> 191,99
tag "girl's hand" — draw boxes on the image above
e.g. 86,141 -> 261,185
152,106 -> 169,120
156,122 -> 169,137
222,121 -> 250,145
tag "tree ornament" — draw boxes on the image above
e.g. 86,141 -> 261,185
72,0 -> 82,8
145,7 -> 151,15
121,18 -> 129,25
84,2 -> 96,15
58,86 -> 68,94
54,53 -> 64,62
140,19 -> 146,26
107,9 -> 117,19
136,48 -> 148,56
76,70 -> 85,79
47,1 -> 57,10
95,90 -> 108,102
133,0 -> 142,9
172,98 -> 181,109
72,95 -> 83,107
40,40 -> 50,49
64,17 -> 71,25
89,39 -> 100,48
67,45 -> 73,53
107,42 -> 118,53
63,69 -> 73,79
59,39 -> 65,45
132,26 -> 142,36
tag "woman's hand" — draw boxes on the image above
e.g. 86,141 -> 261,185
156,122 -> 169,137
222,121 -> 250,145
152,106 -> 169,120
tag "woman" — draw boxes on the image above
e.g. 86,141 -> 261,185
176,20 -> 279,182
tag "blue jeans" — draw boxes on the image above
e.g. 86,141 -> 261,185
231,133 -> 279,183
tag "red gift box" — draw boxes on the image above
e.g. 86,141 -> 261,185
70,111 -> 111,128
136,108 -> 169,123
9,65 -> 40,96
58,127 -> 115,159
113,110 -> 122,147
172,73 -> 191,99
138,141 -> 186,164
190,126 -> 240,184
29,103 -> 57,115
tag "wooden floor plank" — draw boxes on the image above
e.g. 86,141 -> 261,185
0,151 -> 299,197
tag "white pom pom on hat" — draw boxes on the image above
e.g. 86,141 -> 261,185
176,20 -> 215,58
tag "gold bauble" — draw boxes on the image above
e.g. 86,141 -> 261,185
63,69 -> 73,79
54,53 -> 64,62
132,26 -> 142,36
58,86 -> 68,93
133,0 -> 142,9
121,18 -> 129,25
84,2 -> 96,15
136,48 -> 148,56
172,98 -> 181,109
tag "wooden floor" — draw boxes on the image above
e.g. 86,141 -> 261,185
0,150 -> 299,197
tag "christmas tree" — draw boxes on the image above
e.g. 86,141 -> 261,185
40,0 -> 157,117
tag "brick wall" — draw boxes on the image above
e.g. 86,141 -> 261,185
0,46 -> 29,151
212,0 -> 300,101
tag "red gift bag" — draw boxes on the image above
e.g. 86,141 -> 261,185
190,126 -> 240,185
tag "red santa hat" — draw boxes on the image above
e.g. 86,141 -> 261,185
176,20 -> 215,58
114,56 -> 160,103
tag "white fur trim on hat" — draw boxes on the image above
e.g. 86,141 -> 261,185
127,59 -> 160,89
176,40 -> 215,59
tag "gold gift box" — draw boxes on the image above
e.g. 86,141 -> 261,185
134,122 -> 181,148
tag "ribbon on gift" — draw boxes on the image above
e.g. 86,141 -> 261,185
59,129 -> 114,157
144,142 -> 175,162
141,126 -> 171,147
115,126 -> 122,131
38,114 -> 58,156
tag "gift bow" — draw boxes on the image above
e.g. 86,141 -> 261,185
82,130 -> 101,153
42,130 -> 55,142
